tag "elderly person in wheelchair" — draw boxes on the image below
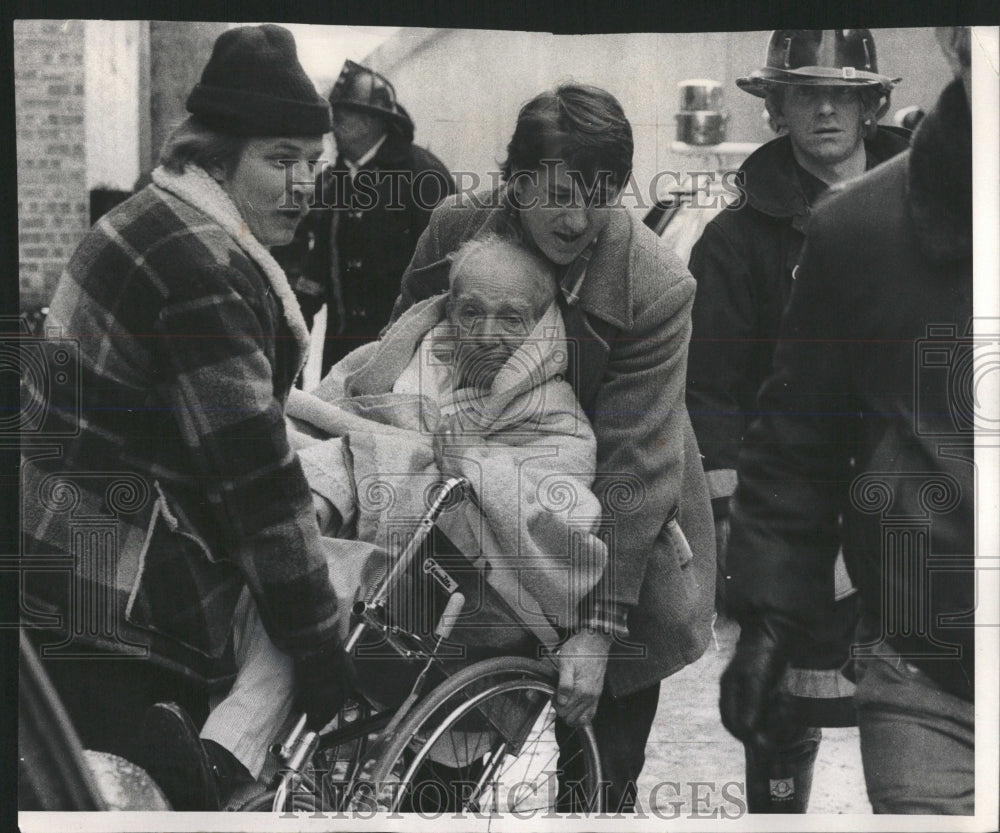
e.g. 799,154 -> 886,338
292,231 -> 606,642
200,232 -> 611,812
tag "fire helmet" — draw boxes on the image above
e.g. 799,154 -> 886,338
737,30 -> 901,99
327,59 -> 413,136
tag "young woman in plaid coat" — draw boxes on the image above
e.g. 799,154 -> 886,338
22,25 -> 352,809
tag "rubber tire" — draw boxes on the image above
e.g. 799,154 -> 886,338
364,655 -> 604,814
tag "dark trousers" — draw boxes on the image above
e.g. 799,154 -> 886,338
855,640 -> 974,813
555,681 -> 662,813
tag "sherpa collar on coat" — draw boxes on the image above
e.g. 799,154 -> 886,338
907,79 -> 972,264
151,164 -> 311,371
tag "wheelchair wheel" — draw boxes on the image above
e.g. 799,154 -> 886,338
234,787 -> 318,813
362,656 -> 604,814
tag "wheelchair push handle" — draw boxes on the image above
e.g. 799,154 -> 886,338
347,475 -> 469,651
434,591 -> 465,642
273,477 -> 469,801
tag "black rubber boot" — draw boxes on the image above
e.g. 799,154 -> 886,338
744,725 -> 821,813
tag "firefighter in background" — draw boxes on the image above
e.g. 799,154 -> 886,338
686,30 -> 910,812
721,26 -> 975,814
276,60 -> 455,376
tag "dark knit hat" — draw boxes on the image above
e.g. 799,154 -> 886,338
186,24 -> 331,136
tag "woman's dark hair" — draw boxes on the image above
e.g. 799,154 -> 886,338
501,83 -> 633,195
159,116 -> 247,177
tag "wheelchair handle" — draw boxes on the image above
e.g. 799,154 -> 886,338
272,476 -> 470,810
344,477 -> 467,654
269,712 -> 308,760
364,476 -> 469,609
434,591 -> 465,642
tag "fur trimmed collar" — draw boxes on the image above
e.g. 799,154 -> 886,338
907,79 -> 972,263
151,164 -> 311,371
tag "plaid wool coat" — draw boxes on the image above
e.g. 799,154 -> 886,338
22,166 -> 342,685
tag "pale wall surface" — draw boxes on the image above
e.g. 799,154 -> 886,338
365,27 -> 951,205
84,21 -> 142,192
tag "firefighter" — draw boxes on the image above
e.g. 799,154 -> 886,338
686,30 -> 910,812
721,27 -> 975,814
276,60 -> 455,376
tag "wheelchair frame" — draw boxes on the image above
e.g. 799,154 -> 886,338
261,476 -> 605,815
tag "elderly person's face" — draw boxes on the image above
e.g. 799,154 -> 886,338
512,161 -> 615,265
221,136 -> 324,247
447,250 -> 551,391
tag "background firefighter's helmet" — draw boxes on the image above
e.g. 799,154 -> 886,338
737,30 -> 901,99
327,59 -> 413,136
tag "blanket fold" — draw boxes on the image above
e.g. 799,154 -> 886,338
287,297 -> 608,645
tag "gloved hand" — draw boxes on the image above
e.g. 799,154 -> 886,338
719,612 -> 799,749
293,640 -> 358,731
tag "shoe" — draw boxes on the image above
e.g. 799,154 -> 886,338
141,702 -> 220,811
202,738 -> 256,810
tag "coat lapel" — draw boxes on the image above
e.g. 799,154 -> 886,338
563,307 -> 614,413
559,207 -> 636,411
571,207 -> 634,331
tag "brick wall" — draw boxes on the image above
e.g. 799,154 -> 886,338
15,20 -> 89,313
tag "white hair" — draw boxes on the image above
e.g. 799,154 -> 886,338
448,233 -> 556,319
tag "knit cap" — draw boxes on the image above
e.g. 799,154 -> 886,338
186,24 -> 330,136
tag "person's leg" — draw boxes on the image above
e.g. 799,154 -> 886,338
26,631 -> 209,765
854,653 -> 974,814
141,590 -> 292,811
741,585 -> 858,813
200,590 -> 296,779
743,725 -> 821,813
555,681 -> 660,813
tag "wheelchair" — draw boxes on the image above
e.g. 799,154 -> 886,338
240,476 -> 605,815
